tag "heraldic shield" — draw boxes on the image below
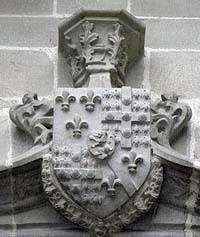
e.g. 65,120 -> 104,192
41,9 -> 163,237
42,87 -> 163,236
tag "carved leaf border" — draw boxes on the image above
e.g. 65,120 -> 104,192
42,153 -> 163,236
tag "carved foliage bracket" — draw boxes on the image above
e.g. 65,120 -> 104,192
10,93 -> 53,145
151,93 -> 192,148
59,10 -> 145,87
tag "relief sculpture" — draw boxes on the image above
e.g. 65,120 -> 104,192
7,10 -> 196,237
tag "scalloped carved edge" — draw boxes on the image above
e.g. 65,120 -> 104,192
42,153 -> 163,237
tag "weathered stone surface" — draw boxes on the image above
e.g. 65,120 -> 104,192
130,0 -> 200,17
16,229 -> 88,237
0,110 -> 11,165
11,125 -> 33,158
58,53 -> 148,89
0,17 -> 60,47
57,0 -> 127,14
160,162 -> 192,209
150,52 -> 200,98
0,98 -> 20,110
126,54 -> 149,89
115,231 -> 185,237
0,171 -> 12,217
0,229 -> 13,237
194,126 -> 200,160
14,204 -> 67,224
144,19 -> 200,49
59,10 -> 145,88
172,127 -> 191,157
57,52 -> 74,88
126,204 -> 187,234
0,214 -> 12,225
0,50 -> 54,97
0,0 -> 53,15
0,7 -> 199,237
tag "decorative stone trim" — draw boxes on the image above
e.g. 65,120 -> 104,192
42,151 -> 163,237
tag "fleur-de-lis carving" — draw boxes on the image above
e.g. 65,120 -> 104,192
55,91 -> 76,112
80,90 -> 101,112
122,150 -> 143,173
101,177 -> 121,197
65,114 -> 88,138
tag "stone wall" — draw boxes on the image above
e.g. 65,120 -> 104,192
0,0 -> 200,236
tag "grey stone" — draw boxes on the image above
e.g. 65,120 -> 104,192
115,231 -> 184,237
0,110 -> 11,165
10,93 -> 53,150
0,8 -> 199,237
0,230 -> 13,237
127,204 -> 187,231
0,0 -> 53,15
0,98 -> 20,110
172,127 -> 190,157
0,17 -> 60,47
194,126 -> 200,160
58,54 -> 148,89
57,0 -> 127,14
0,214 -> 12,225
11,125 -> 34,158
14,204 -> 67,225
0,50 -> 54,97
126,54 -> 149,89
16,229 -> 88,237
59,10 -> 145,88
0,171 -> 12,218
130,0 -> 200,17
150,204 -> 187,225
150,51 -> 200,98
57,52 -> 74,88
144,19 -> 200,49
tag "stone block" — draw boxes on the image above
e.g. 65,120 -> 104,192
0,17 -> 60,47
115,231 -> 184,237
0,0 -> 53,15
194,126 -> 200,160
172,126 -> 191,157
14,205 -> 67,225
144,19 -> 200,49
0,229 -> 13,237
0,171 -> 12,217
149,51 -> 200,98
0,50 -> 54,97
126,54 -> 149,88
57,52 -> 74,88
11,125 -> 33,158
57,0 -> 127,14
0,109 -> 11,165
0,98 -> 20,110
16,229 -> 88,237
130,0 -> 200,17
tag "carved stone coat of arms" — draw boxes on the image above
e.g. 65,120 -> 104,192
7,10 -> 195,237
42,86 -> 162,236
40,11 -> 163,236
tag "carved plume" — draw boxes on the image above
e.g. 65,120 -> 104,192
151,93 -> 192,148
63,21 -> 128,88
9,93 -> 53,145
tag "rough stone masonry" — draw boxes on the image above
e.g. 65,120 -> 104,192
1,1 -> 200,237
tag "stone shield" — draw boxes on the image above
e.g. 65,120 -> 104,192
42,86 -> 162,236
